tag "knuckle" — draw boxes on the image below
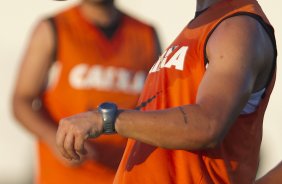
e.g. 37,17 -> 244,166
59,119 -> 67,125
74,128 -> 84,136
61,118 -> 72,126
65,141 -> 72,150
75,144 -> 83,152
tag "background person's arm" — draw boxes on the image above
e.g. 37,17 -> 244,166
57,16 -> 274,160
12,18 -> 125,167
13,19 -> 56,143
12,19 -> 74,164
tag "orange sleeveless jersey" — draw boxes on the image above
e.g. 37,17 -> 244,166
114,0 -> 276,184
39,5 -> 159,184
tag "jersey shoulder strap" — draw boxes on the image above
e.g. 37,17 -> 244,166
46,17 -> 58,62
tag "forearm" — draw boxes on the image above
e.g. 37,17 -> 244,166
115,105 -> 217,150
13,96 -> 57,142
56,103 -> 226,160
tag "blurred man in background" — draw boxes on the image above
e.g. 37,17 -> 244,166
12,0 -> 160,183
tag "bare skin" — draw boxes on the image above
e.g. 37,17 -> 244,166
56,9 -> 274,163
12,0 -> 121,166
255,162 -> 282,184
196,0 -> 222,11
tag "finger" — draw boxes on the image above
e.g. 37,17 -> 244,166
64,133 -> 80,160
74,133 -> 87,155
56,127 -> 70,160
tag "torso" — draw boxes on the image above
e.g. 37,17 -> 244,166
114,0 -> 276,183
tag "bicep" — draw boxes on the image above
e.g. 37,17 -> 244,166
14,19 -> 55,99
196,16 -> 263,139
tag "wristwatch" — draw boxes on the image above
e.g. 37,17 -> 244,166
98,102 -> 118,134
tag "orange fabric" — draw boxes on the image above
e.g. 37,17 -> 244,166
39,5 -> 159,184
114,0 -> 276,184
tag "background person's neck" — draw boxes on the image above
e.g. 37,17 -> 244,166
196,0 -> 222,11
79,1 -> 120,27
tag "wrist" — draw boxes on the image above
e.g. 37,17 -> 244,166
114,110 -> 124,134
82,111 -> 104,139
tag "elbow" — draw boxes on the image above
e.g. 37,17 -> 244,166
12,94 -> 22,121
186,118 -> 224,150
191,134 -> 221,150
12,94 -> 36,121
202,136 -> 221,149
199,119 -> 225,149
158,130 -> 222,151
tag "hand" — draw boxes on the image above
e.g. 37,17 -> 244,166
56,111 -> 103,161
43,128 -> 86,166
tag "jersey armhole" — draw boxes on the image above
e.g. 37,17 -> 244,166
46,17 -> 58,62
151,27 -> 162,57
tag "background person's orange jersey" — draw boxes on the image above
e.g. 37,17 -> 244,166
39,5 -> 160,184
114,0 -> 276,183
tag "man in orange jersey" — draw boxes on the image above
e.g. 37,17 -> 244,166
56,0 -> 277,183
12,0 -> 160,183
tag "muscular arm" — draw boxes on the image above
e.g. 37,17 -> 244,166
57,16 -> 274,160
115,16 -> 273,149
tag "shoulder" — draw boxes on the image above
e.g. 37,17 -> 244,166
33,18 -> 56,38
209,15 -> 263,47
26,18 -> 56,56
206,15 -> 272,63
205,14 -> 275,91
31,19 -> 53,39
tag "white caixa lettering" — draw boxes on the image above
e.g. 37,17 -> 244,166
69,64 -> 146,94
149,46 -> 188,73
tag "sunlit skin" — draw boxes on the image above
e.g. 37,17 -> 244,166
255,162 -> 282,184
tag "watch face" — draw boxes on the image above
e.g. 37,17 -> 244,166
99,102 -> 117,113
